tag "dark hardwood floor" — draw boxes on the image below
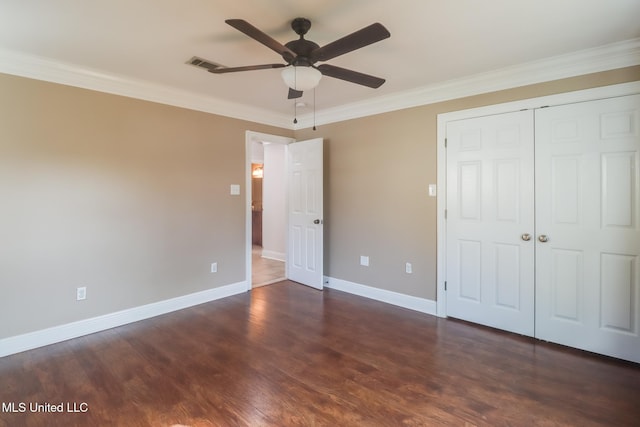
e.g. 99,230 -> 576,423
1,281 -> 639,426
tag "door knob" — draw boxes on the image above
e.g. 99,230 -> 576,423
538,234 -> 549,243
521,233 -> 531,241
313,219 -> 322,224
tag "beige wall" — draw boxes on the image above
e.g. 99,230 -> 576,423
0,73 -> 292,338
296,65 -> 640,301
2,65 -> 638,340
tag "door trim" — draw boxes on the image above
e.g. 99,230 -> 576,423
436,81 -> 640,317
245,131 -> 295,291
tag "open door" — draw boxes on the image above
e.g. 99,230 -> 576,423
287,138 -> 324,289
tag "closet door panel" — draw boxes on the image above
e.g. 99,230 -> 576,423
446,110 -> 535,336
535,94 -> 640,363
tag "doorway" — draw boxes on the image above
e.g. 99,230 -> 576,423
245,132 -> 325,291
245,132 -> 294,289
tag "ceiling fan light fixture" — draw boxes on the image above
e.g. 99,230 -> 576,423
281,66 -> 322,91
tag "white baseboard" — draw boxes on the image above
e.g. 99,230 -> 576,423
325,277 -> 437,316
0,281 -> 247,358
1,278 -> 434,357
261,250 -> 286,262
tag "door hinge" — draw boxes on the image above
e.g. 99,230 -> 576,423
444,209 -> 447,219
444,281 -> 447,291
444,138 -> 448,148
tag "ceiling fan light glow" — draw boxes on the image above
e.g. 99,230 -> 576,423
281,66 -> 322,91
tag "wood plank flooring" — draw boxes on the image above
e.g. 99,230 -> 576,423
1,281 -> 639,426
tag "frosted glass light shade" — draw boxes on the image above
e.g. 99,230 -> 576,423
281,66 -> 322,91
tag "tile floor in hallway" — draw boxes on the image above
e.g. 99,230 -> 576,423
252,245 -> 286,287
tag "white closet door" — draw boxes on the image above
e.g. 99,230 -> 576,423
535,94 -> 640,363
446,110 -> 535,336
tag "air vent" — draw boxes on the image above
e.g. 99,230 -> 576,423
187,56 -> 225,71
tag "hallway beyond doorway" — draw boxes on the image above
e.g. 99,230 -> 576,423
252,245 -> 285,287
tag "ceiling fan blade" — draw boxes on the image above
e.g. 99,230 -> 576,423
226,19 -> 296,62
311,23 -> 390,62
209,64 -> 286,74
317,64 -> 385,88
288,88 -> 304,99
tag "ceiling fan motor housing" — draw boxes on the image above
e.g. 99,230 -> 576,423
284,40 -> 319,66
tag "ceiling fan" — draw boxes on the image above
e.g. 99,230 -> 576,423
207,18 -> 391,99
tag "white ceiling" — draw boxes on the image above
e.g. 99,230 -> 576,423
1,0 -> 639,128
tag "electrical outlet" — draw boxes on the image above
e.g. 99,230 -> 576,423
406,262 -> 413,274
76,286 -> 87,301
211,262 -> 218,273
360,255 -> 369,267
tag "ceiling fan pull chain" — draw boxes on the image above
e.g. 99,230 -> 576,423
313,88 -> 317,131
293,99 -> 298,124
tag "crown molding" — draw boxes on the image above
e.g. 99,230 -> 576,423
0,48 -> 293,129
295,37 -> 640,129
1,38 -> 638,131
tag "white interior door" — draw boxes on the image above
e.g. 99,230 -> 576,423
287,138 -> 324,289
445,110 -> 535,336
535,94 -> 640,363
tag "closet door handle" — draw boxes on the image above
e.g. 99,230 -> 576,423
521,233 -> 531,241
538,234 -> 549,243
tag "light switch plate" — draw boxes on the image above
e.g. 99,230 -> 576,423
230,184 -> 240,195
428,184 -> 437,197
